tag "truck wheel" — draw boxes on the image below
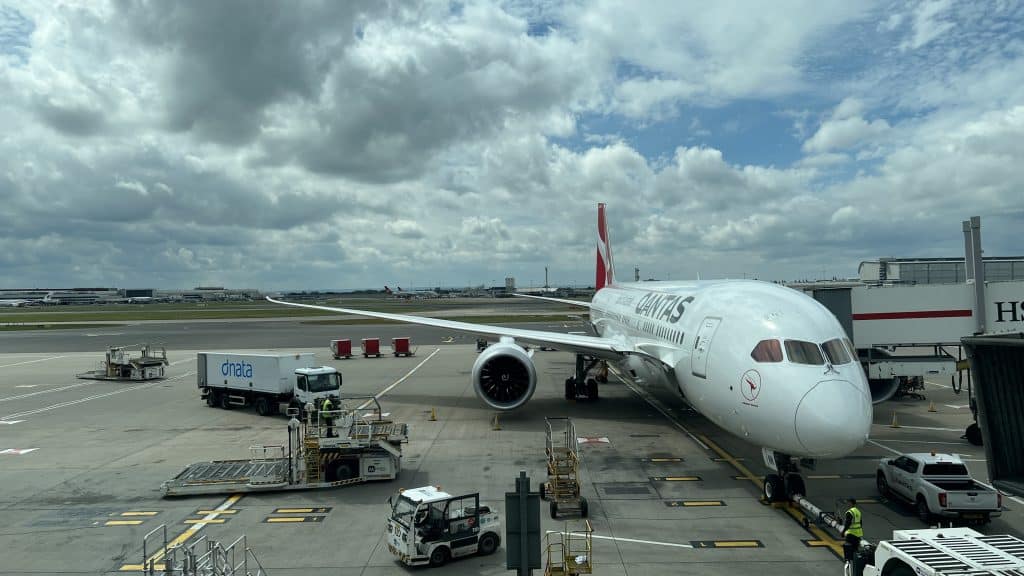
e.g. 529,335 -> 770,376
478,532 -> 499,556
876,473 -> 890,498
916,496 -> 932,524
255,397 -> 270,416
428,546 -> 450,567
219,393 -> 233,410
966,422 -> 983,446
330,461 -> 356,481
206,390 -> 217,407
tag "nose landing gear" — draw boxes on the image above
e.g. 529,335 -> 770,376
762,450 -> 807,503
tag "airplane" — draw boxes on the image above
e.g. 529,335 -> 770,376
0,299 -> 30,307
0,291 -> 58,307
269,203 -> 874,502
384,285 -> 439,299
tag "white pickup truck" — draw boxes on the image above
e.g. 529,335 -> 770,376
876,452 -> 1002,524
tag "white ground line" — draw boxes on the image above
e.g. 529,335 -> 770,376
355,348 -> 441,410
609,366 -> 709,451
0,355 -> 68,369
871,439 -> 977,446
546,531 -> 693,549
1,371 -> 194,421
0,357 -> 191,403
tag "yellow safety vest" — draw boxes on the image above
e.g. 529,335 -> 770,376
322,400 -> 334,421
846,507 -> 863,537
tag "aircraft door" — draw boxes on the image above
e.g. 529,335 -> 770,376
691,317 -> 722,379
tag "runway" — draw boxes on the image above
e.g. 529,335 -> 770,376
0,319 -> 1020,574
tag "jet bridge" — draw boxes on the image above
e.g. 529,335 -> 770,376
961,332 -> 1024,498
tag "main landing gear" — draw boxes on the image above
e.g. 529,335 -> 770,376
564,355 -> 607,401
762,450 -> 807,503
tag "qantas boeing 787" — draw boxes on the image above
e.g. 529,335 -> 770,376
269,203 -> 873,501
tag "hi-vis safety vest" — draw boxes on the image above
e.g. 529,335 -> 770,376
322,400 -> 334,422
846,507 -> 863,537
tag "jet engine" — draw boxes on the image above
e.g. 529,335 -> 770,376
471,341 -> 537,411
859,347 -> 903,403
868,377 -> 901,404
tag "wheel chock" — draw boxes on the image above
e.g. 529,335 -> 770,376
492,413 -> 502,431
429,407 -> 437,421
927,401 -> 937,413
890,412 -> 900,428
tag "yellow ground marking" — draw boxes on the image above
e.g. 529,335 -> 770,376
681,501 -> 725,507
119,512 -> 159,517
648,457 -> 684,462
697,433 -> 845,559
274,508 -> 314,513
120,494 -> 243,571
196,509 -> 238,515
267,517 -> 306,523
184,518 -> 226,524
714,541 -> 762,548
105,520 -> 144,526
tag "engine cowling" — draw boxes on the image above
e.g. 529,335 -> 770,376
869,377 -> 901,403
472,342 -> 537,411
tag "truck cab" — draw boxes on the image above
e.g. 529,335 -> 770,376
386,486 -> 501,568
292,366 -> 341,410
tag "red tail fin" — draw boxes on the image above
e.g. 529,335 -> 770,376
596,203 -> 616,290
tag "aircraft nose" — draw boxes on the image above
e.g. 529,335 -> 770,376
794,379 -> 872,457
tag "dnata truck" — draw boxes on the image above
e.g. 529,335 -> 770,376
197,352 -> 341,416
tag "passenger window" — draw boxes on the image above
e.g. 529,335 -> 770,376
784,340 -> 825,365
750,339 -> 783,363
822,339 -> 852,364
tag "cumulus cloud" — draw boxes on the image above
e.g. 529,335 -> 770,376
0,1 -> 1022,289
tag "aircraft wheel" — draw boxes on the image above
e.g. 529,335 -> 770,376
550,501 -> 559,519
564,378 -> 575,400
580,497 -> 589,518
763,474 -> 784,503
539,482 -> 547,501
785,474 -> 805,499
586,378 -> 599,400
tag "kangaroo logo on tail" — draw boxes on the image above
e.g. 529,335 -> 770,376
596,203 -> 616,290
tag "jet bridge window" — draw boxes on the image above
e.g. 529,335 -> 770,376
822,339 -> 853,364
784,340 -> 825,365
750,339 -> 783,363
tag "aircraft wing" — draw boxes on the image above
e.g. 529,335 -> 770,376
266,297 -> 622,359
513,293 -> 591,308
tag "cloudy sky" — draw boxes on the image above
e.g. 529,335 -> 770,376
1,1 -> 1022,290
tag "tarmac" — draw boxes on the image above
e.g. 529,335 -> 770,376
0,318 -> 1021,575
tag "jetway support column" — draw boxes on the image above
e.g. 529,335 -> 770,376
964,216 -> 986,334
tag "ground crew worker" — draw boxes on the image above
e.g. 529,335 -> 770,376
321,397 -> 335,438
842,498 -> 863,569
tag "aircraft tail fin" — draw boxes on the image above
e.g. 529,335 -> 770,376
384,285 -> 393,294
596,202 -> 616,290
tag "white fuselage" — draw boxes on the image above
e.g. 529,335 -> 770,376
590,280 -> 873,459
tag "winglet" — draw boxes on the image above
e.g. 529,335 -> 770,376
596,203 -> 616,290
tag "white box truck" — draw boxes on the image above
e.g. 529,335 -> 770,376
197,352 -> 341,416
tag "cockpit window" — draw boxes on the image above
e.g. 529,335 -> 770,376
784,340 -> 825,365
750,339 -> 783,363
822,339 -> 853,365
